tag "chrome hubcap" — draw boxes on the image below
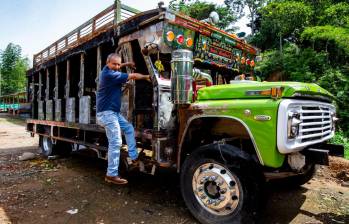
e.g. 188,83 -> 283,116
42,137 -> 50,153
192,163 -> 241,215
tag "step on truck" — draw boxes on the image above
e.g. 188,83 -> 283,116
26,1 -> 344,223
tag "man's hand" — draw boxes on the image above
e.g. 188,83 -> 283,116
121,62 -> 136,69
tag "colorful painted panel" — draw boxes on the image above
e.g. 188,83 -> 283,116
163,24 -> 195,50
194,32 -> 256,73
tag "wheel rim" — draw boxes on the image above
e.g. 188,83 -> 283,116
42,137 -> 51,153
192,162 -> 242,216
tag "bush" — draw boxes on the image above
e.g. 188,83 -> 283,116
330,131 -> 349,159
256,44 -> 349,138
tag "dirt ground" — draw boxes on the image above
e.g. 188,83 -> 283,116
0,114 -> 348,224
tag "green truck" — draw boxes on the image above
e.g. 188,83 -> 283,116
26,2 -> 343,223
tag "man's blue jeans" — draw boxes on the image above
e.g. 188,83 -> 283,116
96,110 -> 138,177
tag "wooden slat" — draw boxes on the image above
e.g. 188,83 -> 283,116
33,3 -> 140,67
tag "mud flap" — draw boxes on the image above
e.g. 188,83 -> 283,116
304,143 -> 344,166
304,148 -> 329,166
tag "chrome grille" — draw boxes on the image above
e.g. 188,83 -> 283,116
298,105 -> 333,143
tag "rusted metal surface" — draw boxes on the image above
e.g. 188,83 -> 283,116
55,99 -> 62,121
64,60 -> 70,99
79,96 -> 91,124
169,12 -> 258,55
27,119 -> 152,143
96,46 -> 102,91
176,105 -> 204,169
28,9 -> 162,77
46,100 -> 53,121
78,53 -> 85,98
66,97 -> 75,122
27,118 -> 105,132
33,3 -> 140,67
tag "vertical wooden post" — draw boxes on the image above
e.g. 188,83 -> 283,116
38,71 -> 42,101
96,46 -> 102,91
55,43 -> 58,56
55,65 -> 59,99
114,0 -> 121,24
65,60 -> 70,99
79,53 -> 85,97
92,20 -> 96,33
46,69 -> 49,100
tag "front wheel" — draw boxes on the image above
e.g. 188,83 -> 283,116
180,146 -> 261,224
274,164 -> 317,187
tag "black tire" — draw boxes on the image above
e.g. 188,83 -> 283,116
276,164 -> 317,187
180,144 -> 263,224
39,136 -> 72,157
54,140 -> 73,157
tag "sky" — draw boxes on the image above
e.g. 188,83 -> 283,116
0,0 -> 250,66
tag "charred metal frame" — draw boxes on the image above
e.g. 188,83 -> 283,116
27,4 -> 165,162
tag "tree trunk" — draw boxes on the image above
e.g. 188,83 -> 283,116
279,35 -> 283,54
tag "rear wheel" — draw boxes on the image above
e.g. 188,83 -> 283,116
180,145 -> 262,224
39,136 -> 72,157
39,136 -> 55,157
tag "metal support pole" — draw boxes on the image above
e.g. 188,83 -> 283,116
38,71 -> 42,101
65,60 -> 70,99
114,0 -> 121,24
96,46 -> 102,91
46,69 -> 49,100
79,53 -> 85,98
55,65 -> 59,99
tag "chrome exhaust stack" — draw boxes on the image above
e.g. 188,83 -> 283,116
171,49 -> 193,104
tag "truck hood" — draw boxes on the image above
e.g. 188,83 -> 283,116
197,81 -> 334,101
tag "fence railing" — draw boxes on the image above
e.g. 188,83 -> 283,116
33,3 -> 140,66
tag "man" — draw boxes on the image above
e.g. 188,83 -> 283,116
96,53 -> 149,185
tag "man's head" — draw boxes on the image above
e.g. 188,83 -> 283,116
106,53 -> 121,71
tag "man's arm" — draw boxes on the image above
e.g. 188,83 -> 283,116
120,62 -> 135,69
108,71 -> 129,84
128,73 -> 150,81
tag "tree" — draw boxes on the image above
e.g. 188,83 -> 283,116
256,1 -> 312,52
320,2 -> 349,27
169,0 -> 238,31
224,0 -> 267,35
252,0 -> 349,138
0,43 -> 29,95
301,26 -> 349,65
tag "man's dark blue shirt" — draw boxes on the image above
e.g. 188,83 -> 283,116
96,66 -> 128,113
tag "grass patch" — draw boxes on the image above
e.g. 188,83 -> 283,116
330,131 -> 349,159
0,114 -> 26,125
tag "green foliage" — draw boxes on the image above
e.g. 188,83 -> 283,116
256,45 -> 349,136
256,45 -> 327,82
0,43 -> 29,95
320,2 -> 349,27
301,25 -> 349,55
251,1 -> 311,50
252,0 -> 349,141
224,0 -> 267,34
169,0 -> 238,31
330,131 -> 349,159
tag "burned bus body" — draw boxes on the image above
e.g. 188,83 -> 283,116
26,2 -> 342,223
